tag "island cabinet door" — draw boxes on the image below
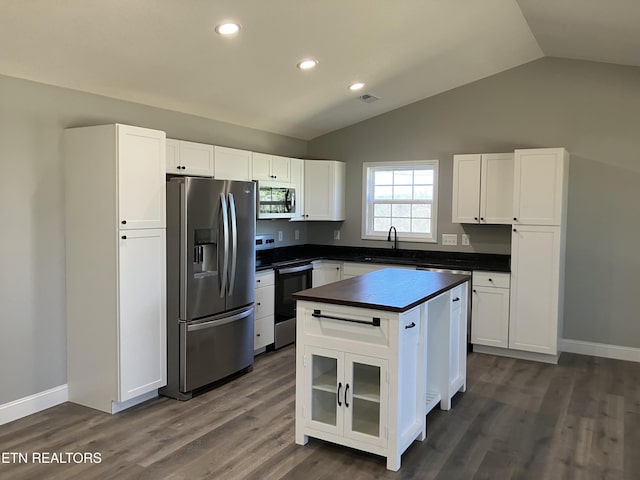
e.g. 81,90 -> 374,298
343,353 -> 389,448
303,346 -> 345,436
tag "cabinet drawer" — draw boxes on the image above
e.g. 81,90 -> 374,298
255,270 -> 274,288
255,285 -> 274,319
302,304 -> 391,348
254,315 -> 274,350
473,271 -> 510,289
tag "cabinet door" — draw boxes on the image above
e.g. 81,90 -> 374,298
179,141 -> 214,177
303,346 -> 344,436
312,262 -> 342,287
344,353 -> 388,447
480,153 -> 513,224
165,139 -> 180,173
471,286 -> 509,348
118,228 -> 167,401
304,160 -> 346,221
251,152 -> 273,181
513,148 -> 567,225
510,225 -> 561,354
289,158 -> 306,221
215,146 -> 252,181
254,315 -> 274,350
255,284 -> 275,319
117,125 -> 166,229
271,155 -> 291,182
452,154 -> 481,223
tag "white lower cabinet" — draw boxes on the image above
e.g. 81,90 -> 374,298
254,270 -> 275,351
312,260 -> 342,287
303,346 -> 389,448
471,272 -> 510,348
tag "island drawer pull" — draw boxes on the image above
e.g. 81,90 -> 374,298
312,309 -> 381,327
452,297 -> 460,302
404,322 -> 416,329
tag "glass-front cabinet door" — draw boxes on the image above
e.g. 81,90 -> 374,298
304,346 -> 344,436
344,353 -> 388,448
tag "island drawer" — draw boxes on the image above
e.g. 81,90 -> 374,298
299,303 -> 391,349
472,271 -> 510,289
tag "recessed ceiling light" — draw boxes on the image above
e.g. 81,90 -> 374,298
297,59 -> 318,70
215,23 -> 240,35
349,82 -> 365,91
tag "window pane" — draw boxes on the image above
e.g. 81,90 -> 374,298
374,171 -> 392,185
413,185 -> 432,200
373,217 -> 391,232
412,219 -> 430,233
412,204 -> 431,218
394,185 -> 412,199
374,185 -> 392,200
374,204 -> 391,217
395,218 -> 411,232
414,170 -> 433,185
393,171 -> 413,185
391,204 -> 411,217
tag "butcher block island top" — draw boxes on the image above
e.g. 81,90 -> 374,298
293,268 -> 469,312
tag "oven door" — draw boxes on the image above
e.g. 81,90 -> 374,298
274,263 -> 313,348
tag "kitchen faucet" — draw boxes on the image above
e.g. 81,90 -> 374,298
387,226 -> 398,251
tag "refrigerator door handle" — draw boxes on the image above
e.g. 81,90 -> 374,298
179,182 -> 188,320
220,192 -> 230,298
186,307 -> 254,332
228,193 -> 238,296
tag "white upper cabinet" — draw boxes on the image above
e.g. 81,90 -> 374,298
252,152 -> 291,182
214,146 -> 252,181
303,160 -> 346,221
513,148 -> 569,226
166,138 -> 214,177
289,158 -> 306,221
452,153 -> 513,224
118,125 -> 166,230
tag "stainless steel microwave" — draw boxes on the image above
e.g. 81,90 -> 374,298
257,182 -> 296,219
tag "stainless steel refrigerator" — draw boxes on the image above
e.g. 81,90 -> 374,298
161,177 -> 256,400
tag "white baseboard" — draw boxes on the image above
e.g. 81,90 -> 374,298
0,385 -> 68,426
560,339 -> 640,363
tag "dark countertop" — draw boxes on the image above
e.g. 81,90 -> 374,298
256,244 -> 510,273
292,268 -> 470,313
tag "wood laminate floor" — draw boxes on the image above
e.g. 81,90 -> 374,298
1,347 -> 639,480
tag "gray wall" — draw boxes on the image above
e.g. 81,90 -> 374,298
308,57 -> 640,349
0,74 -> 306,405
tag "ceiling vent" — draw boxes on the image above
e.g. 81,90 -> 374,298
357,93 -> 379,103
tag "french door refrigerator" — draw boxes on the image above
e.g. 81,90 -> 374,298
161,177 -> 256,400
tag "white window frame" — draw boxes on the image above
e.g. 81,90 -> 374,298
361,160 -> 438,243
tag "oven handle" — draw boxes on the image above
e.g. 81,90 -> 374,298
277,263 -> 313,275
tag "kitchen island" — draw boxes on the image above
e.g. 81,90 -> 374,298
293,268 -> 470,471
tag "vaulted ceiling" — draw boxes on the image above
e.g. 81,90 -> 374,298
1,0 -> 638,140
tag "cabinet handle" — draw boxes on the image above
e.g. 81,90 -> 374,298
404,322 -> 416,329
480,217 -> 484,221
344,384 -> 350,408
473,289 -> 477,293
452,297 -> 460,302
256,302 -> 261,306
257,279 -> 261,283
121,235 -> 127,240
312,309 -> 381,327
121,220 -> 127,225
513,228 -> 517,232
474,217 -> 478,221
337,382 -> 342,406
513,217 -> 518,221
488,278 -> 492,282
256,333 -> 261,337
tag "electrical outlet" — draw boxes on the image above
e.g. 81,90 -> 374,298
278,231 -> 283,242
333,229 -> 341,240
294,229 -> 300,241
442,234 -> 457,246
461,234 -> 470,246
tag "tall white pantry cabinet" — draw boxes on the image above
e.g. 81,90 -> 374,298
64,124 -> 167,414
510,148 -> 569,359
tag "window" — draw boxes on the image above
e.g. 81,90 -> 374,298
362,160 -> 438,243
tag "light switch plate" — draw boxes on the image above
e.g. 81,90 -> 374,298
278,231 -> 283,241
461,234 -> 470,246
442,234 -> 457,246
